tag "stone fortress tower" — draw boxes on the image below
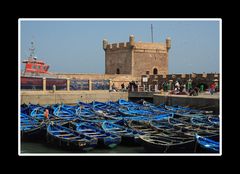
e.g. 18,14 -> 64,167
103,35 -> 171,79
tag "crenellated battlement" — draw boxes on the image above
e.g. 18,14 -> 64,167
103,35 -> 170,51
105,42 -> 131,50
104,41 -> 167,51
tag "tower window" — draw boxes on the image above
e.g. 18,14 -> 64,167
153,68 -> 158,75
146,71 -> 150,75
116,68 -> 120,74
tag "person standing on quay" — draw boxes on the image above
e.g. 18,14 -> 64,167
44,109 -> 49,120
200,84 -> 204,93
210,83 -> 215,95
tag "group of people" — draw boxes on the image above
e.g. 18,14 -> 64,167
110,80 -> 218,95
161,80 -> 203,96
111,81 -> 137,92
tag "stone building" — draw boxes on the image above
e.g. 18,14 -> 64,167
103,35 -> 171,79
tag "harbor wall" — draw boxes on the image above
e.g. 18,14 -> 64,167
129,92 -> 158,98
153,94 -> 219,114
21,91 -> 128,105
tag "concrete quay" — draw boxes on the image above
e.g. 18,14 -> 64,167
20,91 -> 128,105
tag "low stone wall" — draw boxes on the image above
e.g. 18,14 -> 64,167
21,91 -> 128,105
54,73 -> 138,89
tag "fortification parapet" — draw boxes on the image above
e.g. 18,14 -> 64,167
105,42 -> 132,50
129,35 -> 134,46
166,37 -> 171,51
103,39 -> 108,50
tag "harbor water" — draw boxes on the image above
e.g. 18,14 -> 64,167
20,97 -> 220,154
21,140 -> 146,153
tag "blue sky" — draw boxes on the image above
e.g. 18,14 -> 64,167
20,19 -> 220,74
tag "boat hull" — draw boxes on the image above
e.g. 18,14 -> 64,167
137,135 -> 196,153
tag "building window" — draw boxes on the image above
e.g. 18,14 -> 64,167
146,71 -> 150,75
153,68 -> 158,75
116,68 -> 120,74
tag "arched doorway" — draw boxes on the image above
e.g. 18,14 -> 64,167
153,68 -> 158,75
116,68 -> 120,74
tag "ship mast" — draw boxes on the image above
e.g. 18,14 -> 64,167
29,41 -> 36,59
151,24 -> 154,43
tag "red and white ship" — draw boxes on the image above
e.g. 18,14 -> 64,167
21,42 -> 67,90
22,41 -> 51,77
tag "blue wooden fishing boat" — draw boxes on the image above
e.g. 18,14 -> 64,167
150,118 -> 185,136
60,104 -> 79,115
51,103 -> 61,111
138,133 -> 195,153
195,134 -> 219,153
76,102 -> 117,121
159,104 -> 204,115
47,123 -> 98,151
28,103 -> 41,112
71,121 -> 121,148
92,105 -> 120,120
208,115 -> 220,126
168,117 -> 219,138
30,107 -> 45,120
150,118 -> 209,138
106,101 -> 121,109
118,99 -> 141,109
77,101 -> 93,109
62,104 -> 79,110
75,106 -> 94,117
53,106 -> 77,121
75,106 -> 117,122
21,104 -> 30,114
127,118 -> 196,152
102,121 -> 142,144
91,101 -> 120,115
121,113 -> 172,122
128,120 -> 159,135
191,116 -> 219,129
118,107 -> 154,117
165,104 -> 213,115
121,116 -> 151,121
21,113 -> 45,139
141,101 -> 168,114
161,104 -> 190,114
30,106 -> 67,126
